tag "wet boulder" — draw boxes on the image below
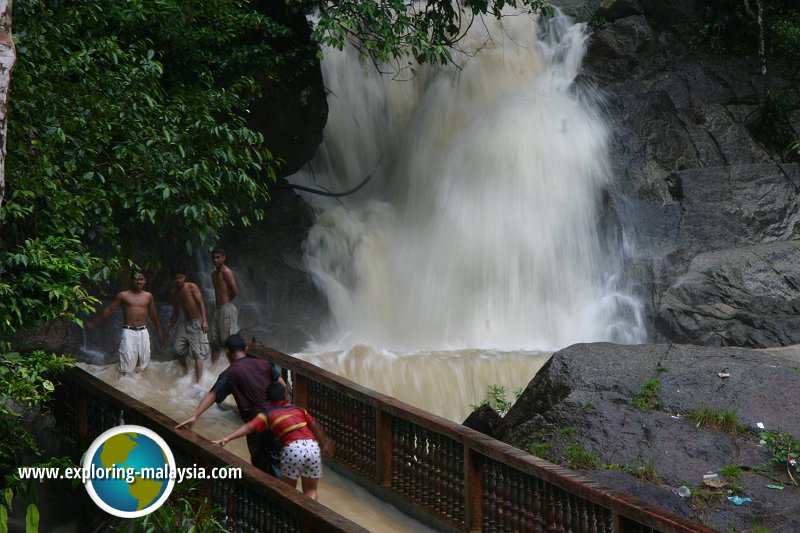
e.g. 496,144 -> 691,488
496,342 -> 800,533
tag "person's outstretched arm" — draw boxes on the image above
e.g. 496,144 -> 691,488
86,293 -> 123,330
175,391 -> 217,429
213,419 -> 259,446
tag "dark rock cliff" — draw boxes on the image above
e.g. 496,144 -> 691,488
573,0 -> 800,348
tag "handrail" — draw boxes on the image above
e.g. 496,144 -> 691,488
253,345 -> 717,533
53,346 -> 717,533
51,366 -> 369,533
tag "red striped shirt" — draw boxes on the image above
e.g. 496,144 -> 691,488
251,401 -> 316,446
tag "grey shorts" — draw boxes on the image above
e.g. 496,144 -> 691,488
209,303 -> 239,349
174,319 -> 210,360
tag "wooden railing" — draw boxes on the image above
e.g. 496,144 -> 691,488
253,345 -> 717,533
51,367 -> 368,533
53,346 -> 716,533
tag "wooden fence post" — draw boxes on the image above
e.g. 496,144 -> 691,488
376,410 -> 393,487
464,447 -> 483,532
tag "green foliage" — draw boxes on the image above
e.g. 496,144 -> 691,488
527,427 -> 553,460
691,0 -> 800,59
760,431 -> 799,482
719,464 -> 742,481
691,3 -> 800,160
626,461 -> 662,484
565,442 -> 601,469
689,485 -> 725,509
0,238 -> 103,344
0,351 -> 73,478
529,443 -> 550,458
588,16 -> 607,30
685,406 -> 744,435
751,91 -> 797,155
604,461 -> 662,484
472,384 -> 519,414
115,480 -> 226,533
309,0 -> 553,75
0,351 -> 75,533
5,0 -> 279,266
632,378 -> 661,410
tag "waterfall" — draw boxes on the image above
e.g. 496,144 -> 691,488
290,10 -> 646,352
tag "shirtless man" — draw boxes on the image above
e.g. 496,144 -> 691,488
209,248 -> 239,363
164,268 -> 210,382
86,272 -> 163,374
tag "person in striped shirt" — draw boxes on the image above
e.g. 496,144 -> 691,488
214,382 -> 333,500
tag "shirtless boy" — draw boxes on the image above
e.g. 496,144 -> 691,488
165,268 -> 210,382
209,248 -> 239,363
86,272 -> 163,374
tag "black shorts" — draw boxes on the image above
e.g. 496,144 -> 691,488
247,430 -> 282,479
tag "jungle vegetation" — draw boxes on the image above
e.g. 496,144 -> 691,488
0,0 -> 798,527
0,0 -> 552,527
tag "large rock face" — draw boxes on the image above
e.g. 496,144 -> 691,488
656,241 -> 800,347
248,5 -> 327,177
573,0 -> 800,347
496,343 -> 800,533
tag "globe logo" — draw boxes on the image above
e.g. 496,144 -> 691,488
82,425 -> 176,518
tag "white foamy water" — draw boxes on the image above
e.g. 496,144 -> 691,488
291,11 -> 646,353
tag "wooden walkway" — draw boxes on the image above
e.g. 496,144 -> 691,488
52,345 -> 717,532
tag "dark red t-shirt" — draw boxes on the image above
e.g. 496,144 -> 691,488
211,356 -> 281,422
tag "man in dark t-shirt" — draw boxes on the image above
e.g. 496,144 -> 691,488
175,334 -> 286,477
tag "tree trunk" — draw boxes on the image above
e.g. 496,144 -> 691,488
0,0 -> 14,226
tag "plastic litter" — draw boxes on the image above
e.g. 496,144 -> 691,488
727,496 -> 752,505
756,422 -> 765,429
677,486 -> 691,498
717,371 -> 730,378
703,473 -> 719,479
766,484 -> 784,490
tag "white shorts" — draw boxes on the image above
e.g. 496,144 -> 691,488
119,328 -> 150,373
280,439 -> 322,480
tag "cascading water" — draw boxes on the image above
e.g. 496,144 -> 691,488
78,11 -> 647,530
292,11 -> 646,353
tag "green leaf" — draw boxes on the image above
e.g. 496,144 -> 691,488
25,504 -> 39,533
0,505 -> 7,533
